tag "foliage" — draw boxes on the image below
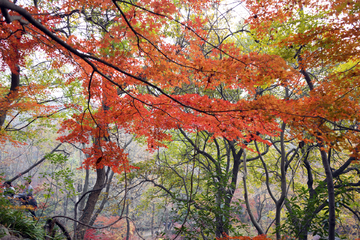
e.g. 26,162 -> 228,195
40,153 -> 76,197
170,170 -> 244,239
84,215 -> 135,240
281,183 -> 330,238
0,197 -> 44,239
0,0 -> 359,239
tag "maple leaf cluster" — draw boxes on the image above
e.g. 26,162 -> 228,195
0,0 -> 358,171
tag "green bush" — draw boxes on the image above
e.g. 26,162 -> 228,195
0,197 -> 44,239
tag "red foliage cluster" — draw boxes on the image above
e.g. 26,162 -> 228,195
0,0 -> 359,173
84,216 -> 135,240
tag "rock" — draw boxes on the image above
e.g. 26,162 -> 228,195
0,225 -> 9,237
0,224 -> 22,240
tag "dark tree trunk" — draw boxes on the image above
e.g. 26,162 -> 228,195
301,67 -> 336,240
275,123 -> 287,240
242,150 -> 264,235
0,64 -> 20,128
319,147 -> 336,240
74,164 -> 106,240
215,215 -> 224,238
125,203 -> 130,240
88,169 -> 114,226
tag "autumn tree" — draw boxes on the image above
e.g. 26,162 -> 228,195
0,0 -> 359,239
245,0 -> 360,239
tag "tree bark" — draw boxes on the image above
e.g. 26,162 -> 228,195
275,123 -> 287,240
301,66 -> 336,240
75,78 -> 112,240
319,145 -> 336,240
242,149 -> 264,235
74,161 -> 106,240
88,169 -> 114,226
0,63 -> 20,128
125,202 -> 130,240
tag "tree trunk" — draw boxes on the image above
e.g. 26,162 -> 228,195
301,66 -> 336,240
0,64 -> 20,128
243,150 -> 264,235
75,81 -> 111,239
274,123 -> 287,240
89,169 -> 114,226
297,151 -> 314,240
74,164 -> 106,239
215,210 -> 224,238
125,203 -> 130,240
319,147 -> 336,240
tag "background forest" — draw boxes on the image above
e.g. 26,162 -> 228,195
0,0 -> 359,239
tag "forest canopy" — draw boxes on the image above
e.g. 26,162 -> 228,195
0,0 -> 359,239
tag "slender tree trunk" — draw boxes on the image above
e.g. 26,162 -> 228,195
215,174 -> 227,238
125,202 -> 130,240
89,169 -> 114,226
301,66 -> 336,240
215,211 -> 224,238
274,123 -> 287,240
297,151 -> 314,240
75,164 -> 106,239
0,63 -> 20,128
319,146 -> 335,240
243,150 -> 264,235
